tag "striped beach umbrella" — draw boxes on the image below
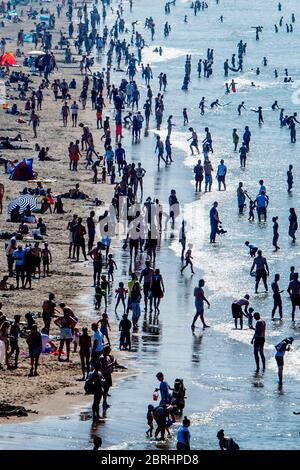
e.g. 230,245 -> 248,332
7,195 -> 38,215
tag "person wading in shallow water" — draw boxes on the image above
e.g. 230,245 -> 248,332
250,250 -> 269,293
251,312 -> 266,372
191,279 -> 210,330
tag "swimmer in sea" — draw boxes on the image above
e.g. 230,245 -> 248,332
210,99 -> 220,109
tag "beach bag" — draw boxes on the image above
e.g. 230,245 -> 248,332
153,391 -> 159,401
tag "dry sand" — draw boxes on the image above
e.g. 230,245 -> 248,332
0,2 -> 125,422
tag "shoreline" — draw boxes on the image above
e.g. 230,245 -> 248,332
0,365 -> 137,425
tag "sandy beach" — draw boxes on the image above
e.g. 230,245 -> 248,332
0,1 -> 121,421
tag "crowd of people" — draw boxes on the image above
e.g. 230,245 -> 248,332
0,0 -> 299,452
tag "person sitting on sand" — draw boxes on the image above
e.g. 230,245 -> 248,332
0,275 -> 14,290
18,220 -> 29,235
10,205 -> 21,223
53,196 -> 65,214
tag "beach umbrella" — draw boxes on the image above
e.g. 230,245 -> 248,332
7,194 -> 38,215
27,50 -> 46,56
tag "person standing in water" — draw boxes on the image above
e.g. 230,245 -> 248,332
239,142 -> 248,168
287,272 -> 300,321
271,273 -> 283,320
194,160 -> 204,192
275,337 -> 294,386
288,208 -> 298,243
251,312 -> 266,372
216,159 -> 227,191
250,250 -> 269,293
237,101 -> 246,116
232,128 -> 239,151
178,220 -> 187,262
191,279 -> 210,330
272,216 -> 280,251
183,108 -> 189,126
251,106 -> 264,124
210,201 -> 221,243
287,164 -> 293,193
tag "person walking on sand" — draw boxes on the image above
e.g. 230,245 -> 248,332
61,101 -> 70,127
73,217 -> 88,262
191,279 -> 210,330
29,111 -> 40,138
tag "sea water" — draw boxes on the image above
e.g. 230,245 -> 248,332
2,0 -> 300,450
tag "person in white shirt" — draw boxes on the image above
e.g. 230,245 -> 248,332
216,159 -> 227,191
71,100 -> 79,127
91,322 -> 104,365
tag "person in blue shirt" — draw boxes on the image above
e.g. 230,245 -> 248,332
243,126 -> 251,150
177,416 -> 191,450
13,245 -> 26,289
155,372 -> 173,405
256,191 -> 268,222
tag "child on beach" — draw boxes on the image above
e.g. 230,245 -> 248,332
146,404 -> 154,438
110,165 -> 116,184
115,282 -> 127,314
72,327 -> 80,353
248,199 -> 255,221
41,242 -> 52,277
180,245 -> 195,274
95,275 -> 108,310
98,312 -> 111,345
102,166 -> 107,183
245,307 -> 255,329
107,254 -> 117,282
183,108 -> 189,126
